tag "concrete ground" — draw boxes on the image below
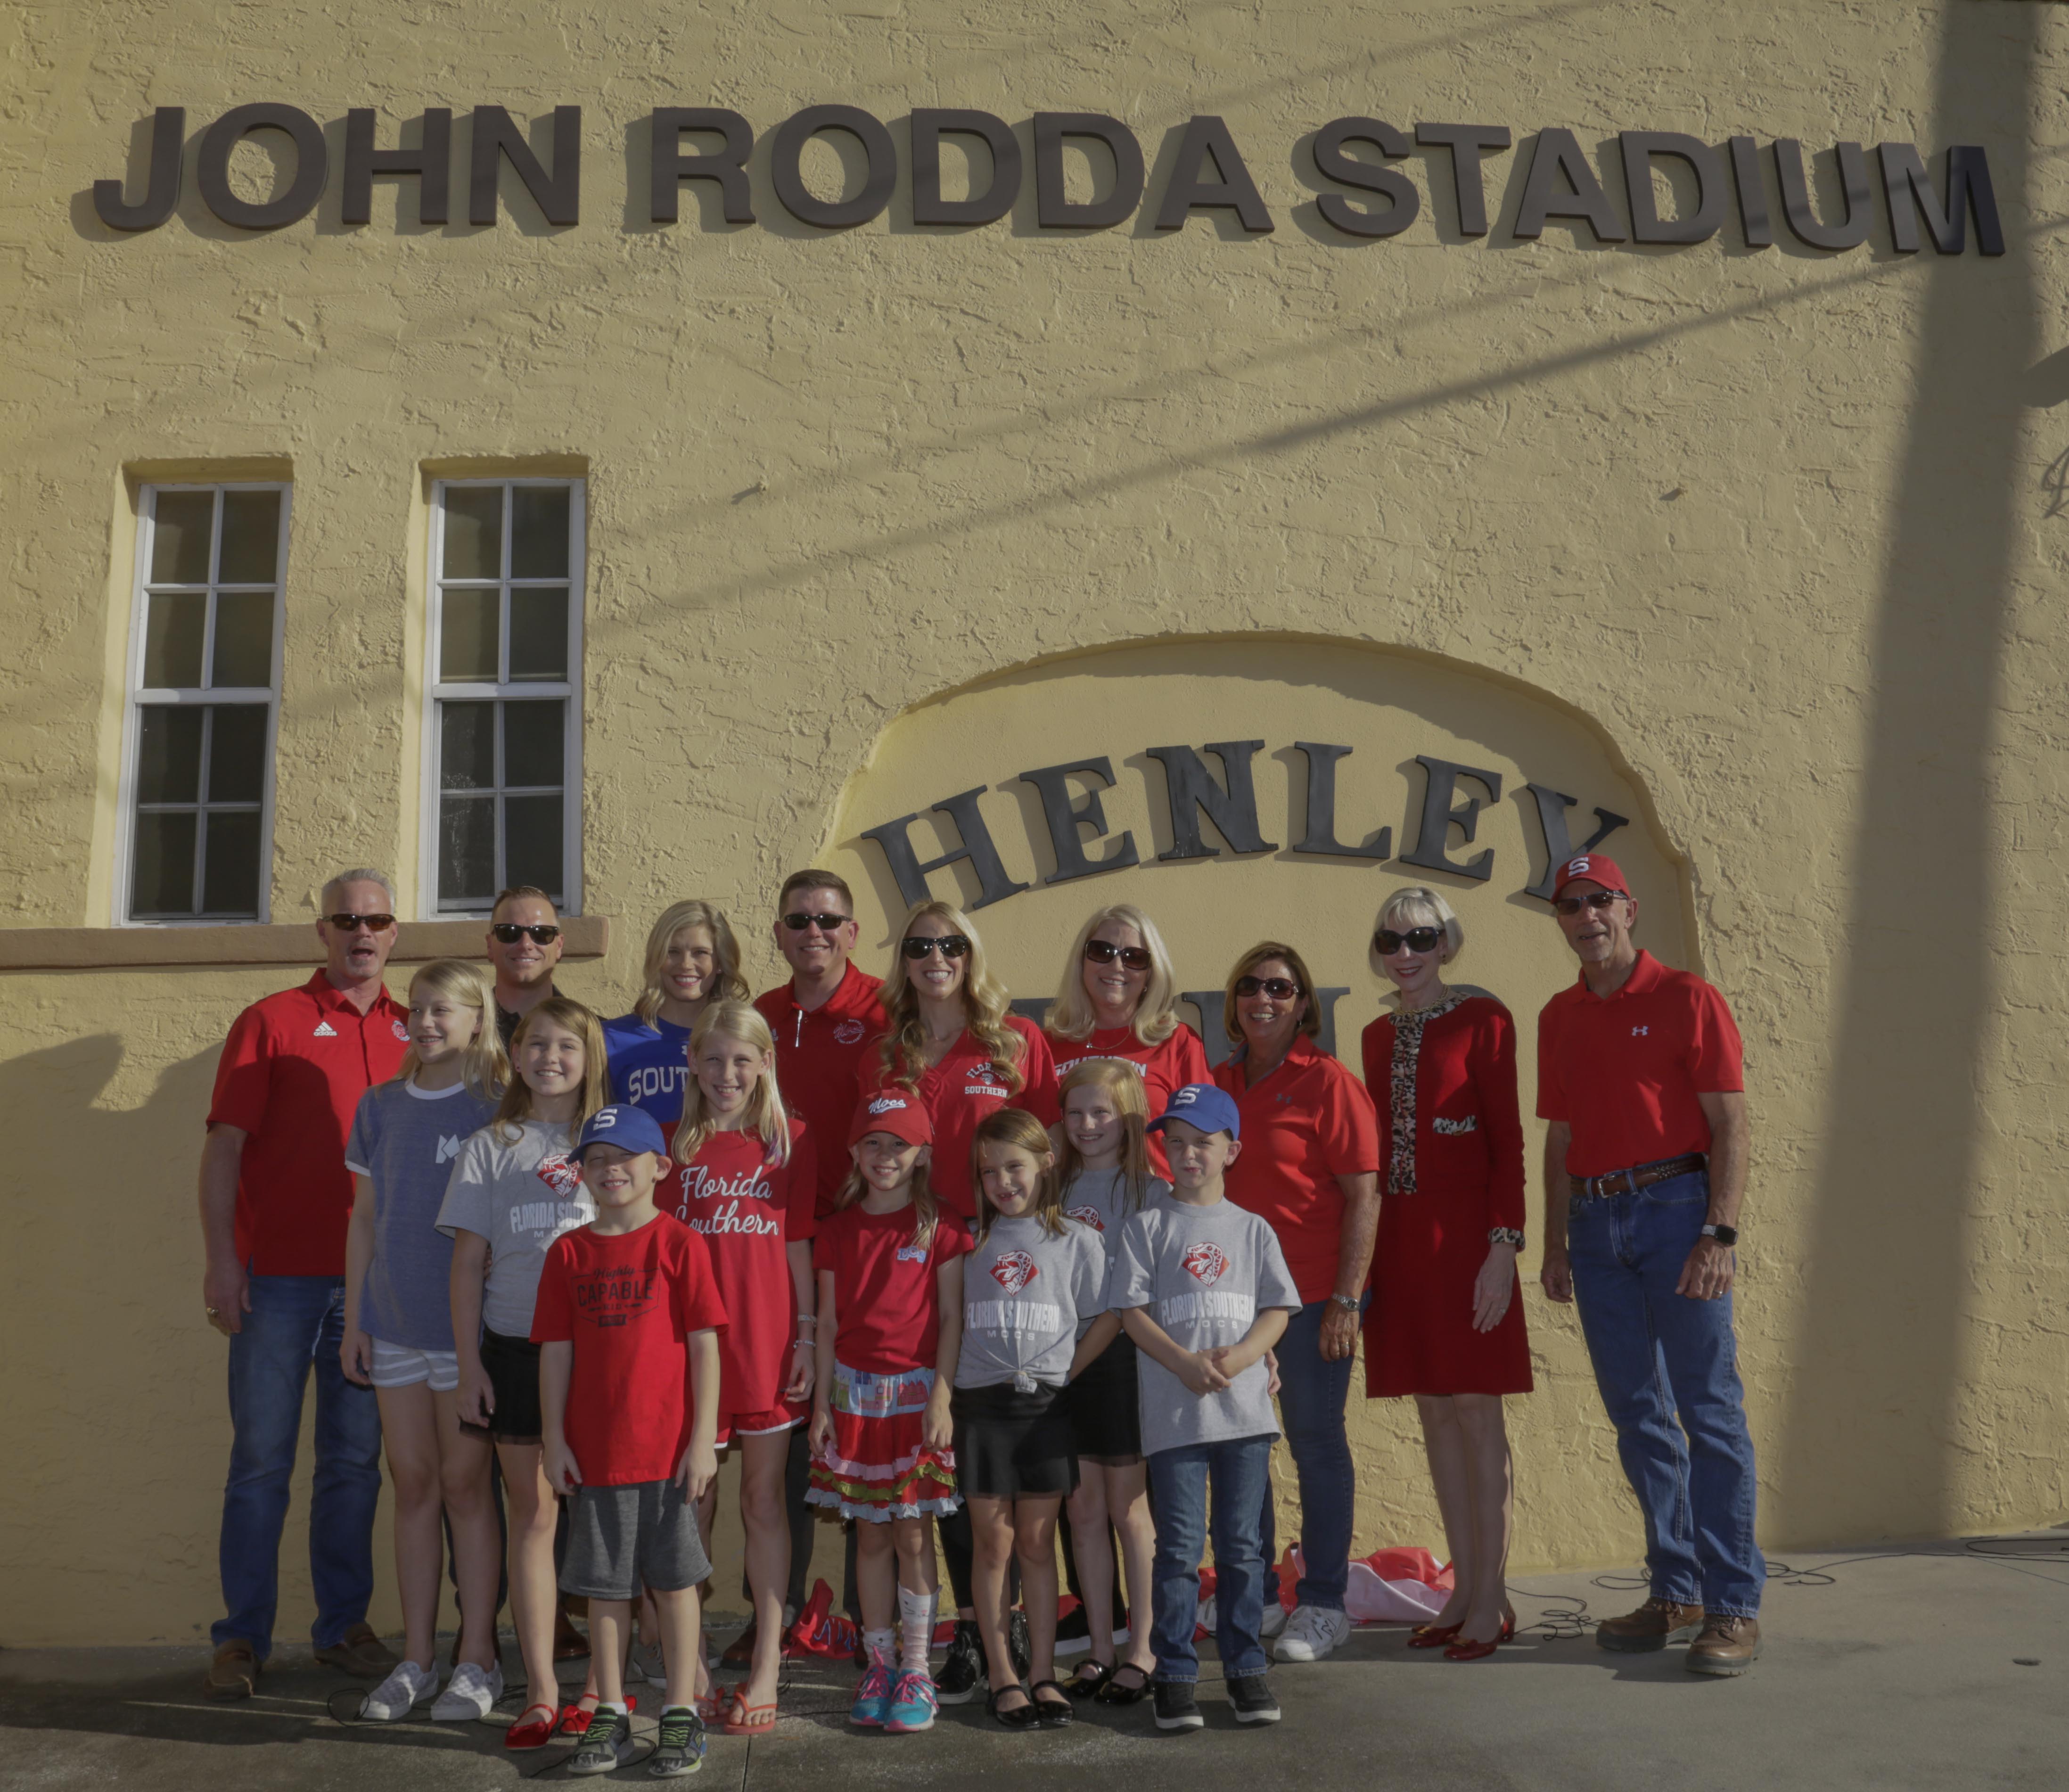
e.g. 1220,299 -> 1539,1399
4,1536 -> 2064,1791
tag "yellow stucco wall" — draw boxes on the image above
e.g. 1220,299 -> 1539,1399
2,1 -> 2062,1645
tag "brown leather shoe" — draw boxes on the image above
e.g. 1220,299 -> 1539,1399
313,1622 -> 398,1678
203,1640 -> 258,1701
1594,1597 -> 1705,1652
1686,1614 -> 1762,1675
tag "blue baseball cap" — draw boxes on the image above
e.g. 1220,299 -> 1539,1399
572,1104 -> 671,1161
1147,1083 -> 1241,1141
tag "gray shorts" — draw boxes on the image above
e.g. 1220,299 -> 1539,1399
560,1480 -> 711,1600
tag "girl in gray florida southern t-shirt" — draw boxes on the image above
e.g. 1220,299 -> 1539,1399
434,1118 -> 595,1339
1109,1199 -> 1303,1459
1057,1165 -> 1170,1337
957,1213 -> 1110,1392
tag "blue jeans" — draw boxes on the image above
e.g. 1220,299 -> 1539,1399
1568,1171 -> 1764,1617
1259,1295 -> 1363,1611
1148,1436 -> 1273,1682
215,1274 -> 384,1657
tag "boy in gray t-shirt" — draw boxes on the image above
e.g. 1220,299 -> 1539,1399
1111,1084 -> 1298,1731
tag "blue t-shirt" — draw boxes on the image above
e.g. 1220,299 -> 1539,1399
344,1078 -> 501,1349
604,1011 -> 692,1131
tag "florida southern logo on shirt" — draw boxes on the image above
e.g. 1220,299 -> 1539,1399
964,1061 -> 1010,1097
510,1154 -> 585,1240
535,1154 -> 582,1198
1065,1204 -> 1104,1232
1161,1239 -> 1253,1330
1182,1241 -> 1229,1285
967,1249 -> 1060,1337
392,1019 -> 410,1041
673,1161 -> 781,1238
834,1018 -> 867,1045
989,1250 -> 1038,1294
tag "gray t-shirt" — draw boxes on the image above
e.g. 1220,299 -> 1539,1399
345,1078 -> 500,1350
956,1214 -> 1109,1392
1058,1166 -> 1171,1337
434,1118 -> 595,1340
1110,1197 -> 1303,1457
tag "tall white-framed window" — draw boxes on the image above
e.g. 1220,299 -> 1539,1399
118,484 -> 288,923
421,479 -> 584,914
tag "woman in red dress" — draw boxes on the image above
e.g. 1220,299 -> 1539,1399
1360,887 -> 1530,1663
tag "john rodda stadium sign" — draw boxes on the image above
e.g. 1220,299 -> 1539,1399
94,102 -> 2004,255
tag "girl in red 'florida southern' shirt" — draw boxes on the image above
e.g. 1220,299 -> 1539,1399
665,1001 -> 817,1738
861,898 -> 1060,1225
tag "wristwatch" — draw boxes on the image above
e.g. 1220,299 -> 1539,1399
1700,1223 -> 1738,1247
1327,1293 -> 1360,1313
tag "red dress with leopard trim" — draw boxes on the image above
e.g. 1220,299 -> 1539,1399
1360,993 -> 1533,1397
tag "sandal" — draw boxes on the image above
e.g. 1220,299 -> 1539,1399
1066,1660 -> 1112,1698
1094,1663 -> 1152,1705
504,1702 -> 559,1750
1029,1678 -> 1075,1728
988,1683 -> 1039,1730
1407,1621 -> 1463,1650
721,1689 -> 779,1736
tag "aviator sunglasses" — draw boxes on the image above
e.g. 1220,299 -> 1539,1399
1552,890 -> 1627,917
902,934 -> 971,960
1375,926 -> 1444,955
491,922 -> 562,945
782,911 -> 851,932
325,912 -> 395,932
1234,974 -> 1302,1000
1084,939 -> 1153,971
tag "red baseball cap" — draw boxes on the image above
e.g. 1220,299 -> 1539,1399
850,1091 -> 934,1148
1552,853 -> 1631,898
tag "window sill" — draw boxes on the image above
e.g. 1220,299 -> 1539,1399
0,916 -> 609,971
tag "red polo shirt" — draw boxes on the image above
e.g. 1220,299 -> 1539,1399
208,970 -> 412,1275
755,962 -> 887,1217
1213,1036 -> 1380,1304
1535,950 -> 1744,1178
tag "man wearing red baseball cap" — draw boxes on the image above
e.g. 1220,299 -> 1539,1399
1535,853 -> 1762,1676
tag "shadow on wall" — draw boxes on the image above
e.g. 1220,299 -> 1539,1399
1773,6 -> 2034,1543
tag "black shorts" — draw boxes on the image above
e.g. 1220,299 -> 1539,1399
468,1327 -> 543,1444
951,1382 -> 1077,1501
1062,1333 -> 1142,1465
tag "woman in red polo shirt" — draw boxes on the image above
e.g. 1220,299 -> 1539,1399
1212,941 -> 1379,1666
1360,888 -> 1529,1663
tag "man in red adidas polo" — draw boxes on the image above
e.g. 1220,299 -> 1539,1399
197,870 -> 410,1701
1536,854 -> 1763,1677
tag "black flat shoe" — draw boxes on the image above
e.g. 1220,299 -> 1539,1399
1066,1661 -> 1111,1699
1094,1663 -> 1153,1705
1029,1679 -> 1075,1727
989,1684 -> 1039,1729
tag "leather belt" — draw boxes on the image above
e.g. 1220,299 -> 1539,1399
1576,1153 -> 1707,1200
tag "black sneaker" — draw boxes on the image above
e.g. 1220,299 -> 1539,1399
647,1705 -> 707,1777
1053,1605 -> 1092,1657
1008,1608 -> 1032,1680
1227,1675 -> 1281,1724
936,1620 -> 985,1705
1153,1682 -> 1204,1732
567,1707 -> 636,1776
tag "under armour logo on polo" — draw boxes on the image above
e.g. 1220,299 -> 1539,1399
1633,1026 -> 1649,1036
437,1135 -> 463,1163
312,1021 -> 338,1037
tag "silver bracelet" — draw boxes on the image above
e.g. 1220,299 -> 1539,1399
1488,1227 -> 1525,1248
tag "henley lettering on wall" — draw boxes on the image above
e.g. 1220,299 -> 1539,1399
857,744 -> 1630,912
91,103 -> 2006,256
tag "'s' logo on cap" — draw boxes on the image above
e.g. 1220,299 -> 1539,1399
1566,856 -> 1591,875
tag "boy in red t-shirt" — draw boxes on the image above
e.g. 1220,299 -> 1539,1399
535,1106 -> 726,1778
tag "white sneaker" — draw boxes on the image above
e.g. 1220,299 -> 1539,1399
430,1659 -> 503,1720
1258,1601 -> 1289,1641
1273,1604 -> 1352,1662
358,1658 -> 436,1721
627,1640 -> 666,1686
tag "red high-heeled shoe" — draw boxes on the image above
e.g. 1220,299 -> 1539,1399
1443,1614 -> 1517,1662
1407,1621 -> 1463,1650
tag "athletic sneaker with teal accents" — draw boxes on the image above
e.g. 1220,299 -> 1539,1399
849,1660 -> 894,1727
567,1705 -> 635,1776
647,1705 -> 706,1778
883,1669 -> 938,1733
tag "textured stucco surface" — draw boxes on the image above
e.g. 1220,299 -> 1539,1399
1,1 -> 2063,1644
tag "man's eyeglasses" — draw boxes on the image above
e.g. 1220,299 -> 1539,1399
1375,927 -> 1443,955
326,913 -> 395,933
1234,975 -> 1302,1000
902,934 -> 970,961
782,912 -> 851,932
491,923 -> 562,945
1553,891 -> 1627,917
1084,939 -> 1152,971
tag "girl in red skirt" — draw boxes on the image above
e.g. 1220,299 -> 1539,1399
807,1090 -> 969,1734
1360,888 -> 1531,1664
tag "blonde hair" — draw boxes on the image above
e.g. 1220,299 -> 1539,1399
876,899 -> 1022,1093
1372,885 -> 1463,968
394,959 -> 507,1099
673,1000 -> 792,1167
632,899 -> 749,1025
1057,1059 -> 1154,1213
832,1146 -> 940,1254
971,1107 -> 1066,1240
1046,904 -> 1183,1046
491,996 -> 609,1143
1222,941 -> 1322,1052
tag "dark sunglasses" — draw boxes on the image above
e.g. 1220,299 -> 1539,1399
782,911 -> 851,932
491,922 -> 561,945
1234,975 -> 1302,1000
902,934 -> 971,961
1553,891 -> 1627,917
326,912 -> 395,932
1375,927 -> 1443,955
1084,939 -> 1152,971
